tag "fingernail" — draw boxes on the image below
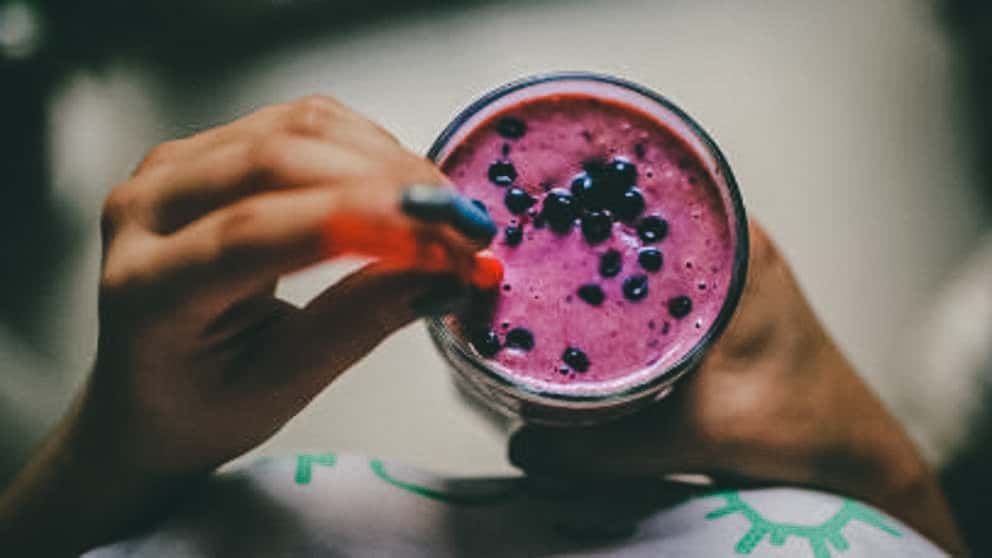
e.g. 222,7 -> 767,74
410,277 -> 469,317
470,254 -> 504,290
400,185 -> 497,242
450,195 -> 498,241
400,184 -> 457,222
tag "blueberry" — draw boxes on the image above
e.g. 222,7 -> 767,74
562,347 -> 590,372
599,249 -> 623,278
504,187 -> 536,214
607,157 -> 637,187
577,284 -> 605,306
668,295 -> 693,319
541,189 -> 577,233
571,171 -> 614,211
615,187 -> 645,221
637,215 -> 669,243
582,158 -> 607,177
488,160 -> 517,186
622,274 -> 649,302
579,159 -> 631,211
637,247 -> 663,272
570,172 -> 596,202
471,329 -> 501,357
504,225 -> 523,247
580,210 -> 613,244
505,327 -> 535,351
496,116 -> 527,139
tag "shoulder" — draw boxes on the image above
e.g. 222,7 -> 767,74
86,455 -> 948,557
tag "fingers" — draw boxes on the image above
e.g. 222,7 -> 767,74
159,184 -> 486,300
138,135 -> 381,233
242,263 -> 468,403
123,95 -> 418,233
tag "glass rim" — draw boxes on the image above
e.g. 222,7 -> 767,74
426,71 -> 750,404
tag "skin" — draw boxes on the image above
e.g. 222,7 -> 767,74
0,97 -> 965,556
511,221 -> 966,555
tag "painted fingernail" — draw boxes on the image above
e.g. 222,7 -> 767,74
410,277 -> 469,317
400,184 -> 458,222
400,185 -> 497,242
450,195 -> 498,241
470,254 -> 504,290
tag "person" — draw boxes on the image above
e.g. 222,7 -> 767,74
0,96 -> 967,557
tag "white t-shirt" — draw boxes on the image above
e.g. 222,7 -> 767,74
87,454 -> 947,557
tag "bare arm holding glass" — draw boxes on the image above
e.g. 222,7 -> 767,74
511,221 -> 966,555
0,97 -> 965,557
0,95 -> 496,557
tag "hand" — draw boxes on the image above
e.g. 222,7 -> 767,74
0,95 -> 490,555
510,221 -> 965,554
90,94 -> 491,474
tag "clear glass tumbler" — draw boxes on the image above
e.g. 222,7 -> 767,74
426,72 -> 749,426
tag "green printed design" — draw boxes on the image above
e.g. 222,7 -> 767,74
703,491 -> 900,557
294,452 -> 337,485
369,459 -> 518,506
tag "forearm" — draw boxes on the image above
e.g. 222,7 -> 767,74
811,352 -> 966,555
0,393 -> 198,557
834,419 -> 964,555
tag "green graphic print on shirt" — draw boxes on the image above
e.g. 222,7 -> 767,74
703,491 -> 901,557
293,452 -> 337,485
369,459 -> 518,507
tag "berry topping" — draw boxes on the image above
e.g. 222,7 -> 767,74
496,116 -> 527,139
599,249 -> 623,278
606,157 -> 637,188
637,247 -> 663,272
562,347 -> 590,372
488,160 -> 517,186
570,172 -> 596,203
577,284 -> 605,306
503,225 -> 523,247
668,295 -> 693,319
637,215 -> 669,243
471,329 -> 501,357
580,210 -> 613,244
622,274 -> 649,302
504,187 -> 536,214
505,327 -> 535,351
576,159 -> 635,212
615,187 -> 645,221
582,158 -> 607,176
541,189 -> 578,233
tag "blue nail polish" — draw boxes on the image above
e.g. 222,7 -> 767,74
450,195 -> 497,240
401,184 -> 497,241
401,185 -> 457,222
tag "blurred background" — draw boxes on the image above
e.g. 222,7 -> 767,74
2,0 -> 991,551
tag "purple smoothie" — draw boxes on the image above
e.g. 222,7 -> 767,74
439,93 -> 735,397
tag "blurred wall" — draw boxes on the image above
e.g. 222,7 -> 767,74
2,0 -> 988,480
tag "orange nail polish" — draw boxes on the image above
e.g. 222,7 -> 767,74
470,254 -> 504,290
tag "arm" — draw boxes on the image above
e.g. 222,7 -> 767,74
511,221 -> 966,555
0,95 -> 494,557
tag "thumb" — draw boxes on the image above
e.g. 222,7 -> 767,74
258,262 -> 469,402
